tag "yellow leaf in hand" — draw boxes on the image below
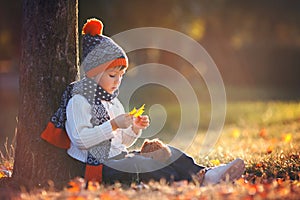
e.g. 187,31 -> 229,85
135,104 -> 145,117
130,104 -> 145,117
129,107 -> 137,115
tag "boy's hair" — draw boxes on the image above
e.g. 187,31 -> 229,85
114,65 -> 126,71
140,139 -> 172,162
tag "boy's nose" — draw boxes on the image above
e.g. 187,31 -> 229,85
116,76 -> 122,82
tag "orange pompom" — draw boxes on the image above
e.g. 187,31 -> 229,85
82,18 -> 103,36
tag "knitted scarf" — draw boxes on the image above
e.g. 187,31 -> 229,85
41,77 -> 118,182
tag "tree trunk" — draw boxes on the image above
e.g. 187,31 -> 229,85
11,0 -> 78,189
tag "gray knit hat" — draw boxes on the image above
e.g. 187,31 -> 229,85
81,18 -> 128,77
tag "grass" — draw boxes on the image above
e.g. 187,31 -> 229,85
1,101 -> 300,199
0,137 -> 14,179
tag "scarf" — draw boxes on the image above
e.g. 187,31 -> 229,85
41,77 -> 118,182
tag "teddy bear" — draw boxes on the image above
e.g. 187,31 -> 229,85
140,139 -> 172,162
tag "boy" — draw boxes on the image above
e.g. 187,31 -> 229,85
41,18 -> 245,185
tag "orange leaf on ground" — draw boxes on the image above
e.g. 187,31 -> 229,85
67,196 -> 86,200
256,163 -> 263,168
87,181 -> 100,191
266,145 -> 273,154
66,178 -> 85,192
100,191 -> 129,200
259,128 -> 267,139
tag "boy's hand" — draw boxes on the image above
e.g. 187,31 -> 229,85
132,115 -> 150,134
111,114 -> 133,130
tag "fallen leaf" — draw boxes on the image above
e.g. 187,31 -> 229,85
266,146 -> 273,154
231,129 -> 240,139
259,128 -> 267,139
87,180 -> 100,191
282,133 -> 292,143
210,159 -> 221,166
0,171 -> 5,178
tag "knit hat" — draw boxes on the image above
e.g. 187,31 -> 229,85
81,18 -> 128,77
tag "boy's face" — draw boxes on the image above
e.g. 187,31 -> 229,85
96,66 -> 126,94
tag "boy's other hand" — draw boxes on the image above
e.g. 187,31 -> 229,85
132,115 -> 150,132
111,114 -> 133,130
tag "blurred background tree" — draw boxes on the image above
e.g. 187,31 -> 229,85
1,0 -> 300,150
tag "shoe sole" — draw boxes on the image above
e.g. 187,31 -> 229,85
220,158 -> 245,182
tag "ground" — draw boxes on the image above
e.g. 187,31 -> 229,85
1,101 -> 300,199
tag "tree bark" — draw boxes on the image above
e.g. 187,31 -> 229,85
11,0 -> 78,189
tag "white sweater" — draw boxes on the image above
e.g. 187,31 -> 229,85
65,94 -> 141,163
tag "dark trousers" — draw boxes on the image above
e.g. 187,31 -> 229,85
68,146 -> 204,184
